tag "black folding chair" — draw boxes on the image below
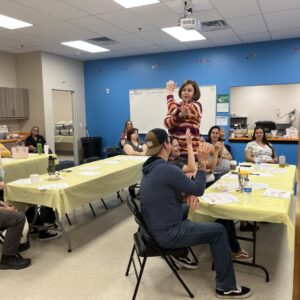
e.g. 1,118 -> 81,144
125,197 -> 197,299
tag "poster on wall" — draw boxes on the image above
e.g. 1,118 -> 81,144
217,94 -> 229,112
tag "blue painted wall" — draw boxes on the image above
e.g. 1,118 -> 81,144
84,38 -> 300,163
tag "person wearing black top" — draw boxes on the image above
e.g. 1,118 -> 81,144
25,126 -> 47,153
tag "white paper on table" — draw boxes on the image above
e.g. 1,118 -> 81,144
263,188 -> 291,199
79,166 -> 101,171
201,193 -> 239,205
102,160 -> 121,165
214,182 -> 239,192
38,183 -> 68,190
13,178 -> 33,185
117,156 -> 147,161
77,171 -> 103,176
216,116 -> 228,126
222,173 -> 238,179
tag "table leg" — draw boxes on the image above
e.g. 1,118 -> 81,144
54,209 -> 72,252
235,222 -> 270,282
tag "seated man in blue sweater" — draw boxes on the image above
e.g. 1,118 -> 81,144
140,128 -> 251,299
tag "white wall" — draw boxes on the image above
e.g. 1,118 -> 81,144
41,52 -> 86,163
230,84 -> 300,130
15,52 -> 45,134
0,51 -> 17,87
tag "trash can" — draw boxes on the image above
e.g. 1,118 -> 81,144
81,137 -> 102,159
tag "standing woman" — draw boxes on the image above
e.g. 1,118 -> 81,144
120,120 -> 133,147
25,126 -> 47,153
123,128 -> 147,156
245,126 -> 277,163
164,80 -> 202,159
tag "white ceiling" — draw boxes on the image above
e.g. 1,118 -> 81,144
0,0 -> 300,60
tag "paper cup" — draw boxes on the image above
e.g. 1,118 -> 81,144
30,174 -> 40,184
230,160 -> 237,170
44,145 -> 49,155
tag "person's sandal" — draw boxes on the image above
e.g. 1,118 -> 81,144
232,248 -> 252,262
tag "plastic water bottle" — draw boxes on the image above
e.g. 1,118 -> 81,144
254,156 -> 261,170
243,178 -> 252,204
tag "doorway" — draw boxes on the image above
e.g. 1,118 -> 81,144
52,90 -> 74,162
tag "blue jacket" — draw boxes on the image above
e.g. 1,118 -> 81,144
140,157 -> 206,233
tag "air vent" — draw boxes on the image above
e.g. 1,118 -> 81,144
88,37 -> 118,45
200,20 -> 227,32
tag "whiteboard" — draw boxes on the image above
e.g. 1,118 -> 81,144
129,85 -> 216,134
230,84 -> 300,130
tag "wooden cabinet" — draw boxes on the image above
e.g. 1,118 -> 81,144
0,87 -> 29,119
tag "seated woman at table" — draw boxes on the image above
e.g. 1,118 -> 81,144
207,126 -> 232,180
120,120 -> 133,148
123,128 -> 147,156
245,126 -> 277,163
168,131 -> 251,261
0,143 -> 11,157
25,126 -> 47,153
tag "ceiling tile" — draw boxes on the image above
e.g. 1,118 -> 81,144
98,10 -> 155,33
270,27 -> 300,40
67,16 -> 125,36
110,33 -> 156,47
158,42 -> 189,51
62,0 -> 122,14
135,29 -> 183,44
226,14 -> 268,34
13,0 -> 88,20
202,28 -> 237,39
210,0 -> 261,18
210,35 -> 242,46
184,39 -> 216,49
264,9 -> 300,31
258,0 -> 300,13
239,31 -> 271,43
193,9 -> 223,22
130,3 -> 179,28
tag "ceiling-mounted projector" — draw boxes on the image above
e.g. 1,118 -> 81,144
180,17 -> 199,30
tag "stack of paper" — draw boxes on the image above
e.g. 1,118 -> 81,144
202,193 -> 239,205
263,188 -> 291,199
77,171 -> 102,176
79,166 -> 101,171
38,183 -> 68,190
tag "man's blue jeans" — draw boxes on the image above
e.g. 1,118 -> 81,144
152,205 -> 237,291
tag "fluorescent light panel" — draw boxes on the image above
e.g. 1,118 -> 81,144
61,41 -> 110,53
0,14 -> 32,29
162,26 -> 206,42
113,0 -> 159,8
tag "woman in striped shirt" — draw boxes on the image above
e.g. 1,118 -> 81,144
164,79 -> 202,160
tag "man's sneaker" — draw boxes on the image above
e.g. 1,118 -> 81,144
216,286 -> 251,299
232,248 -> 252,262
38,230 -> 62,241
171,255 -> 199,270
0,255 -> 31,270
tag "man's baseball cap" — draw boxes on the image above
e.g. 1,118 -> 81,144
145,128 -> 169,156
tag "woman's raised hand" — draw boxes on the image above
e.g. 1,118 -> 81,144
166,80 -> 175,94
197,142 -> 210,162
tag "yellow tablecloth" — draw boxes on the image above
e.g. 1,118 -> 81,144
189,164 -> 297,251
5,155 -> 146,218
2,154 -> 54,183
54,135 -> 74,144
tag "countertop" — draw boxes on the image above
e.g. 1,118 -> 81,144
0,132 -> 29,143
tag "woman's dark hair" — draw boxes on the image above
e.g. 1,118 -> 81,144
123,120 -> 133,133
127,128 -> 138,142
178,80 -> 201,101
207,125 -> 221,144
252,126 -> 275,158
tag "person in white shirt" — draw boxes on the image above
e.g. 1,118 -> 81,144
245,126 -> 277,163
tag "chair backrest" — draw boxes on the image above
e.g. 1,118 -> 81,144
127,197 -> 161,249
83,156 -> 101,164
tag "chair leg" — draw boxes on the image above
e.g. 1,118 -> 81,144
164,255 -> 194,298
89,203 -> 96,217
168,255 -> 179,270
100,198 -> 108,210
132,257 -> 147,300
189,247 -> 198,264
65,213 -> 72,226
125,244 -> 136,276
117,191 -> 124,203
